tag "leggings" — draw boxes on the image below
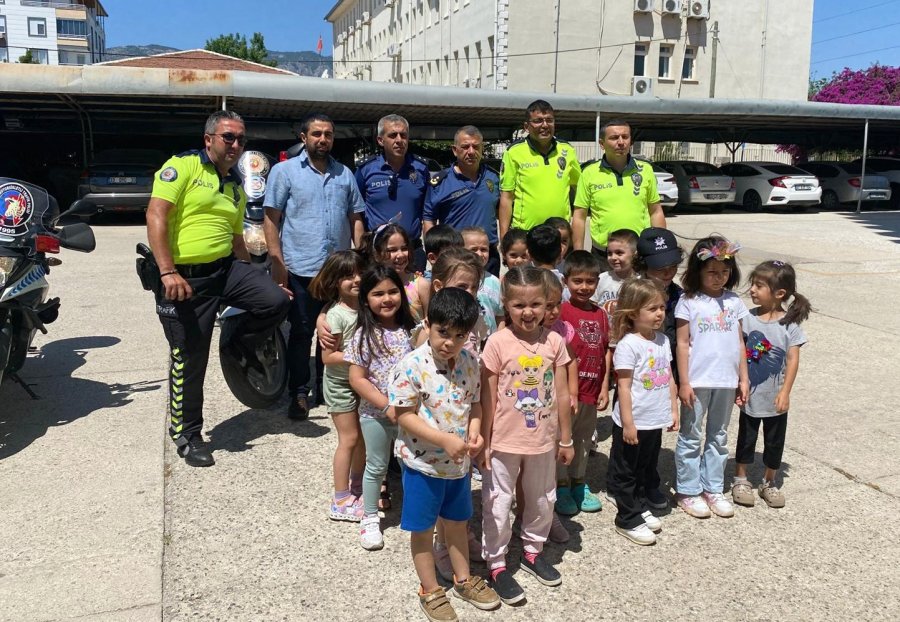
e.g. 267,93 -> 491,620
359,417 -> 398,516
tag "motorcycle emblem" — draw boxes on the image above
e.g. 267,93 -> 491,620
245,175 -> 267,200
239,151 -> 269,176
0,182 -> 34,237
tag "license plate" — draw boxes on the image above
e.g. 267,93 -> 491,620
108,176 -> 136,184
706,193 -> 727,200
869,193 -> 886,199
795,184 -> 812,191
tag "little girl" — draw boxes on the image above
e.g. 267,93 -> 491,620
368,223 -> 423,318
344,265 -> 417,550
607,279 -> 679,546
733,260 -> 810,509
500,228 -> 530,271
479,266 -> 574,605
674,235 -> 749,519
309,250 -> 367,522
462,226 -> 504,337
544,216 -> 573,273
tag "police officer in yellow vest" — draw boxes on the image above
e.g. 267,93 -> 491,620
146,111 -> 290,467
572,119 -> 666,271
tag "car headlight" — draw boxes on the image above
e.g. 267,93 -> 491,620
0,256 -> 22,289
243,222 -> 267,256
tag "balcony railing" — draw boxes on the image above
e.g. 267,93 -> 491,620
21,1 -> 89,10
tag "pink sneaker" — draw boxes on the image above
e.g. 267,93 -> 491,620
329,495 -> 364,522
676,494 -> 712,519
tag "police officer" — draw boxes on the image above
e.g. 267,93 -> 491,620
355,114 -> 430,271
147,110 -> 290,467
423,125 -> 502,276
572,118 -> 665,271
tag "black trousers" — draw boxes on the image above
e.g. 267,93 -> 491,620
486,244 -> 501,277
286,273 -> 325,399
607,424 -> 663,529
156,259 -> 290,446
735,411 -> 788,470
591,245 -> 611,273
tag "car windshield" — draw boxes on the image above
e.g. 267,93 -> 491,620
651,163 -> 668,174
762,164 -> 810,176
92,150 -> 167,166
680,162 -> 723,175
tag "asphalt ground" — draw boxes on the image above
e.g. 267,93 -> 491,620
2,206 -> 899,621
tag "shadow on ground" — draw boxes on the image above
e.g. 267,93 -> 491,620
207,397 -> 330,453
843,210 -> 900,244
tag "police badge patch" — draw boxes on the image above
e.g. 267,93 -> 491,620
486,179 -> 495,193
160,167 -> 178,182
409,171 -> 418,184
631,172 -> 642,196
557,157 -> 566,171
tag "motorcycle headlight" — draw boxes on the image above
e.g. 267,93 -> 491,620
243,222 -> 267,257
0,256 -> 22,289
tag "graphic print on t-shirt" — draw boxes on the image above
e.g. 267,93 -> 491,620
745,329 -> 784,389
639,346 -> 672,390
696,307 -> 738,333
509,354 -> 545,429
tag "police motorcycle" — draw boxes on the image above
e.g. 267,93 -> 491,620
0,178 -> 97,395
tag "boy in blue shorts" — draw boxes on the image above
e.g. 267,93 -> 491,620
389,288 -> 500,621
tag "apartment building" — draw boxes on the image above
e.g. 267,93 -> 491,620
0,0 -> 107,65
326,0 -> 812,100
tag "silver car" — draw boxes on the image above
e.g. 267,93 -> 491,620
656,160 -> 735,212
77,149 -> 168,216
798,161 -> 891,209
850,157 -> 900,208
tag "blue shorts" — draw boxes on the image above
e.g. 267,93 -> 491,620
400,467 -> 473,532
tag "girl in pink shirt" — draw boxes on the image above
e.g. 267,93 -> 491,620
479,266 -> 574,604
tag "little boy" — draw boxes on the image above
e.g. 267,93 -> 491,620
555,250 -> 612,515
415,224 -> 465,315
389,288 -> 500,621
592,228 -> 639,314
526,223 -> 565,288
461,226 -> 503,336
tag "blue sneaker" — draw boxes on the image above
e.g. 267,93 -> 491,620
555,486 -> 579,516
571,482 -> 602,512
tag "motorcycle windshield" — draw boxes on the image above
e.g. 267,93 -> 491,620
0,178 -> 54,246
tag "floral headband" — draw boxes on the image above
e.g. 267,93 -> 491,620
696,240 -> 741,261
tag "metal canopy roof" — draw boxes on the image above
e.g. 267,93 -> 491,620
1,64 -> 897,148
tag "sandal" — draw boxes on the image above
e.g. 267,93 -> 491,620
759,481 -> 785,508
732,480 -> 756,507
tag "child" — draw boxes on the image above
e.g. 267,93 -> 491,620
635,227 -> 685,381
344,265 -> 417,550
733,261 -> 810,508
480,266 -> 574,605
461,226 -> 504,337
607,279 -> 679,545
309,250 -> 367,522
390,288 -> 501,620
367,223 -> 422,318
592,229 -> 639,314
526,224 -> 564,284
544,216 -> 573,273
500,227 -> 530,271
674,236 -> 749,519
415,224 -> 465,317
555,250 -> 611,516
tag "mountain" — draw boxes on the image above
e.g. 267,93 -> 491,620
105,44 -> 333,77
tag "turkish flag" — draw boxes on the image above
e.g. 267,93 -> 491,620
316,35 -> 323,55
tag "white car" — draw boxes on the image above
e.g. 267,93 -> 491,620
798,161 -> 891,209
655,160 -> 735,212
650,162 -> 679,211
850,157 -> 900,208
720,161 -> 822,212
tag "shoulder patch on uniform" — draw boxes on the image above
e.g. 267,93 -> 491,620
507,137 -> 527,148
356,153 -> 378,167
174,149 -> 201,158
159,166 -> 178,182
430,168 -> 449,186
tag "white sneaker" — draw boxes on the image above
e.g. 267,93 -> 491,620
641,511 -> 662,532
615,523 -> 656,546
677,494 -> 712,519
360,514 -> 384,550
701,491 -> 735,518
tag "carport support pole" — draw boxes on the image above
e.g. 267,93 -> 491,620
594,113 -> 601,160
221,96 -> 227,111
856,118 -> 869,214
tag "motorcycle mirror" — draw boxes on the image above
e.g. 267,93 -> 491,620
55,199 -> 98,225
57,222 -> 96,253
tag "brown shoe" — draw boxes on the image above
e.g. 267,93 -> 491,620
453,575 -> 501,611
759,481 -> 785,508
287,395 -> 309,421
419,586 -> 457,622
732,480 -> 756,507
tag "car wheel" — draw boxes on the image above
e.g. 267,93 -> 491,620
709,204 -> 724,213
821,190 -> 839,210
743,190 -> 762,213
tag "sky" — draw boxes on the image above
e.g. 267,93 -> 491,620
101,0 -> 900,79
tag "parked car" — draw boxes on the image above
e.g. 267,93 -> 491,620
655,160 -> 735,212
720,161 -> 821,212
77,149 -> 168,216
850,157 -> 900,208
798,161 -> 891,209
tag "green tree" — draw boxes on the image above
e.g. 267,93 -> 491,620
17,49 -> 37,64
205,32 -> 276,67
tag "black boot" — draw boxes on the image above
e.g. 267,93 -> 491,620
178,436 -> 215,467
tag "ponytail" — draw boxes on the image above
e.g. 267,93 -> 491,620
782,291 -> 811,326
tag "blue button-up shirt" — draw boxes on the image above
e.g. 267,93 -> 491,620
264,149 -> 365,277
355,153 -> 429,240
424,164 -> 500,244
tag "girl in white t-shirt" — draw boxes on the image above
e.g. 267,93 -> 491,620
674,236 -> 749,520
608,279 -> 679,546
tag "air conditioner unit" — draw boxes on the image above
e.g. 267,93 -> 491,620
361,11 -> 371,23
661,0 -> 681,15
384,0 -> 394,6
687,0 -> 709,19
337,33 -> 346,44
634,0 -> 654,12
387,43 -> 401,57
356,19 -> 362,28
632,76 -> 654,96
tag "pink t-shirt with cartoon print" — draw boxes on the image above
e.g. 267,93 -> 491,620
481,327 -> 571,455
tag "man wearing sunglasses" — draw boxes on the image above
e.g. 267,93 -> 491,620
355,114 -> 430,272
146,110 -> 291,467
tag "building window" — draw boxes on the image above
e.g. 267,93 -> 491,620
658,44 -> 673,79
487,35 -> 494,76
28,17 -> 47,38
682,46 -> 696,80
634,43 -> 647,76
0,15 -> 6,36
57,19 -> 87,37
29,48 -> 49,64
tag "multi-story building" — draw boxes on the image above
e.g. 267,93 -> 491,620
326,0 -> 812,104
0,0 -> 107,65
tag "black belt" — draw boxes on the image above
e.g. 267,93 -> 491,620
175,255 -> 234,278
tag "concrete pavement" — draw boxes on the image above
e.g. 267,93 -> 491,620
1,207 -> 899,621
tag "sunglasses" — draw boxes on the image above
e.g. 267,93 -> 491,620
210,132 -> 248,146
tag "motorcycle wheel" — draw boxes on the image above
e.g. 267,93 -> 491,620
219,325 -> 288,409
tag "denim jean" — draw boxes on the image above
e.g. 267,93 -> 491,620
286,272 -> 324,399
675,387 -> 736,495
359,416 -> 398,516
